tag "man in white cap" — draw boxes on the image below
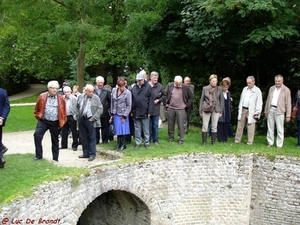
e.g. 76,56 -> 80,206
131,72 -> 154,149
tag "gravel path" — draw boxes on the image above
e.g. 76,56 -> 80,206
3,130 -> 118,168
5,85 -> 120,168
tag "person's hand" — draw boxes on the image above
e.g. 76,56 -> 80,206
265,113 -> 268,118
219,113 -> 222,118
286,117 -> 291,122
199,113 -> 202,118
154,99 -> 159,104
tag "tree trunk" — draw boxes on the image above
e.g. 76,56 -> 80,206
77,39 -> 85,92
112,64 -> 119,86
96,62 -> 105,77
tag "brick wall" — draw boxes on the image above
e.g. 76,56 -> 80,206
0,153 -> 299,225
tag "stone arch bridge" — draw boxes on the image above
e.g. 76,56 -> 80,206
1,153 -> 300,225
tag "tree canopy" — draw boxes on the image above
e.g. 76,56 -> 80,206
0,0 -> 300,95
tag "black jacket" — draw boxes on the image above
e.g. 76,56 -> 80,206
131,81 -> 154,119
94,86 -> 111,118
150,82 -> 166,116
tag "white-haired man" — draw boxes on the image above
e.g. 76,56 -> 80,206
94,76 -> 111,144
77,84 -> 103,161
33,80 -> 67,162
165,76 -> 193,144
60,86 -> 79,151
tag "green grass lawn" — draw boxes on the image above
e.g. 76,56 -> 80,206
100,125 -> 300,164
5,105 -> 36,132
9,93 -> 41,104
0,154 -> 88,205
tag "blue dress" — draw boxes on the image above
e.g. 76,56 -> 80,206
113,114 -> 130,135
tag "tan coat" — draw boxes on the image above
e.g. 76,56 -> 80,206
264,84 -> 291,117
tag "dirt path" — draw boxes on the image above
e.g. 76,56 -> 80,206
5,84 -> 120,168
3,130 -> 119,168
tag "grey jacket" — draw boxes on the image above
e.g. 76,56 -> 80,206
64,94 -> 78,121
77,93 -> 103,128
111,88 -> 132,117
199,85 -> 223,114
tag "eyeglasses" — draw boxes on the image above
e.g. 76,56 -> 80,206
49,87 -> 58,89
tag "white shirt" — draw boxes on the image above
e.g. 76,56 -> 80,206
242,88 -> 252,107
271,87 -> 281,106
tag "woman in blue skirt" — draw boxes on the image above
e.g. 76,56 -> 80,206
111,77 -> 132,151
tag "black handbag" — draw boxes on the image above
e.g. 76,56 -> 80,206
108,123 -> 115,136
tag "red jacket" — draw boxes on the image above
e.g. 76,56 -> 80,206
34,92 -> 67,129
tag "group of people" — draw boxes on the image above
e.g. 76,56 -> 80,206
199,74 -> 293,149
0,72 -> 298,167
31,71 -> 198,162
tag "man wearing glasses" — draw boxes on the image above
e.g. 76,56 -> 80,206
33,80 -> 67,162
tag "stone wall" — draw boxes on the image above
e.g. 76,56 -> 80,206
0,153 -> 299,225
250,155 -> 300,225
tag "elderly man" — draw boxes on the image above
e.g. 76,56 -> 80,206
264,75 -> 291,149
165,76 -> 193,144
94,76 -> 111,144
61,86 -> 79,151
148,71 -> 166,145
33,81 -> 67,162
77,84 -> 103,161
234,76 -> 263,145
184,77 -> 195,134
131,72 -> 154,149
0,88 -> 10,168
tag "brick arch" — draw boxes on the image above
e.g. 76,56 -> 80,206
77,190 -> 151,225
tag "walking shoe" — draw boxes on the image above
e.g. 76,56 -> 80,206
134,144 -> 141,149
88,157 -> 95,161
1,145 -> 8,154
0,157 -> 5,168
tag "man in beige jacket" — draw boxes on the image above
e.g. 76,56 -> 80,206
234,76 -> 263,145
264,75 -> 291,148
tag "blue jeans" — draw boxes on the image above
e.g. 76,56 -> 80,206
134,118 -> 150,145
149,115 -> 159,143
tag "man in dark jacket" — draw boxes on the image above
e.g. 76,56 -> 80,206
131,73 -> 154,149
0,88 -> 10,168
94,76 -> 111,144
165,76 -> 193,144
149,71 -> 166,145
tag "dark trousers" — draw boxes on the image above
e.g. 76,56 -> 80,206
61,116 -> 78,149
96,116 -> 110,144
297,120 -> 300,146
0,126 -> 2,158
149,115 -> 159,143
34,119 -> 60,161
167,108 -> 186,142
217,121 -> 229,142
78,119 -> 96,157
184,106 -> 192,133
